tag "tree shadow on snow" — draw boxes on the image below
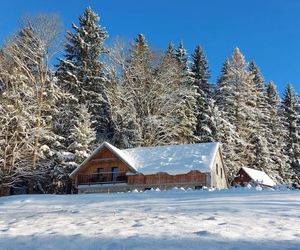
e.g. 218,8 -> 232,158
0,234 -> 299,250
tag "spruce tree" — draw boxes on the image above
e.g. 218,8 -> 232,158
68,105 -> 96,162
165,41 -> 175,59
248,61 -> 273,175
191,45 -> 216,142
155,43 -> 197,145
215,59 -> 240,177
215,48 -> 256,177
175,41 -> 188,72
282,84 -> 300,182
229,48 -> 257,168
56,7 -> 115,143
215,60 -> 235,124
265,82 -> 290,182
124,34 -> 152,145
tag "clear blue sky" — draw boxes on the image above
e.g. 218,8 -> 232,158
0,0 -> 299,94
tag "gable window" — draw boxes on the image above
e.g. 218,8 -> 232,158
220,167 -> 223,178
216,164 -> 219,175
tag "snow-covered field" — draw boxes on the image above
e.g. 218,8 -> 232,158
0,189 -> 299,250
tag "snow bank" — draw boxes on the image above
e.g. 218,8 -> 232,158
0,189 -> 299,250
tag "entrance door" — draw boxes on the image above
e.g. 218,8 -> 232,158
111,167 -> 119,182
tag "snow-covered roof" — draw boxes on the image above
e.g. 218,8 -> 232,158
70,142 -> 220,177
122,143 -> 219,174
241,167 -> 276,187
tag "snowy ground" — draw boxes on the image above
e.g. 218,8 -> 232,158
0,188 -> 299,250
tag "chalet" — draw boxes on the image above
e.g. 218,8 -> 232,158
70,141 -> 229,193
232,167 -> 276,188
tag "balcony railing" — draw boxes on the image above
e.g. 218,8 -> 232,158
77,172 -> 128,185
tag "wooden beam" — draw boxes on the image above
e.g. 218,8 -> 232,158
91,158 -> 117,163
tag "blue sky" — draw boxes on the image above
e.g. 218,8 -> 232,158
0,0 -> 299,94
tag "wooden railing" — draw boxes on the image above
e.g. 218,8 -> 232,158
77,172 -> 128,185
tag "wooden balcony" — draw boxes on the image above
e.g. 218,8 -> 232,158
77,172 -> 128,186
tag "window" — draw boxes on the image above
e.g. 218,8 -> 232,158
97,168 -> 104,181
111,167 -> 119,182
216,164 -> 219,175
97,168 -> 104,174
220,168 -> 223,178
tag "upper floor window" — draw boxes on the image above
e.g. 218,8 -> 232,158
216,164 -> 219,175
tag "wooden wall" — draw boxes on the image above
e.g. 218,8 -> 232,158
73,144 -> 228,191
0,187 -> 10,196
128,171 -> 207,188
75,147 -> 133,176
232,168 -> 252,186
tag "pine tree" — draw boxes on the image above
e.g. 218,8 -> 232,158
191,45 -> 216,142
282,84 -> 300,182
56,7 -> 115,143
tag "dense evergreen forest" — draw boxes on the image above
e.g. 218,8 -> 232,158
0,7 -> 299,194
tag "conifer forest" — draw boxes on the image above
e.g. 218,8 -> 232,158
0,7 -> 299,194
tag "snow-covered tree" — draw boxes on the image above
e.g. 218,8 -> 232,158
282,84 -> 300,182
175,41 -> 188,73
56,7 -> 115,143
215,49 -> 260,177
68,105 -> 96,162
191,45 -> 216,142
265,82 -> 290,183
165,41 -> 176,59
215,59 -> 240,177
103,39 -> 142,148
0,17 -> 64,193
110,36 -> 197,147
122,34 -> 153,146
228,48 -> 257,168
155,45 -> 197,145
247,62 -> 273,175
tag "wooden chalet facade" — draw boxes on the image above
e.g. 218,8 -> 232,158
232,167 -> 276,187
70,142 -> 229,193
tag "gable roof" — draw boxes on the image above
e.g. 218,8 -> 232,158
122,143 -> 219,174
69,142 -> 137,178
70,141 -> 220,177
241,167 -> 276,187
